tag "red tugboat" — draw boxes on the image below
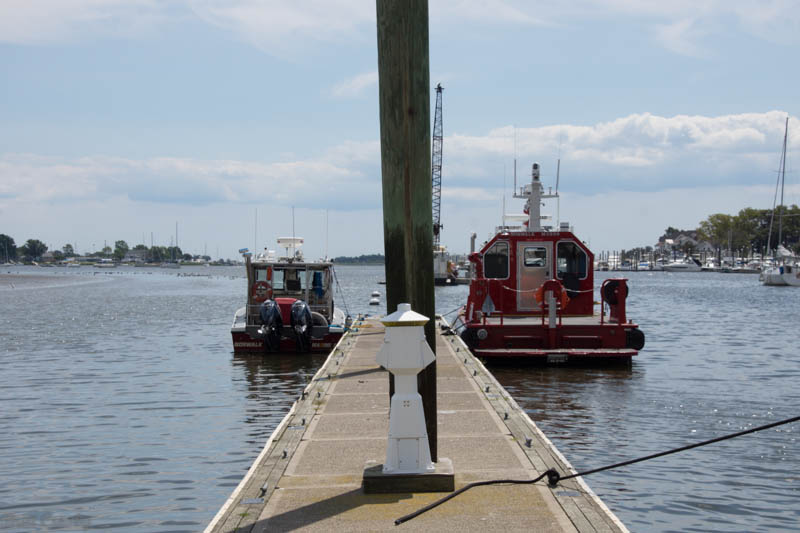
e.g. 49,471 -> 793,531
456,163 -> 645,364
231,238 -> 347,354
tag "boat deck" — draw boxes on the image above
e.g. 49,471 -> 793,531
206,317 -> 627,532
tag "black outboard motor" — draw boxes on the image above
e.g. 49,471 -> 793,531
290,300 -> 313,352
258,299 -> 283,352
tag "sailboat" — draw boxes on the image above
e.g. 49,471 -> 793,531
761,117 -> 800,286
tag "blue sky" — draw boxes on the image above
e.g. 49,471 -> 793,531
2,1 -> 799,259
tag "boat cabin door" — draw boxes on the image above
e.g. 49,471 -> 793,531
517,242 -> 551,311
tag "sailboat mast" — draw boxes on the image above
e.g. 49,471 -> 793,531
777,117 -> 788,247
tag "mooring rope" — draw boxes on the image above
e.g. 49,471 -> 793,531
331,267 -> 350,317
395,414 -> 800,525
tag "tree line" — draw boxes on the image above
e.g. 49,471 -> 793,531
0,234 -> 213,263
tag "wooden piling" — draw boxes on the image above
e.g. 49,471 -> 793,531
375,0 -> 437,460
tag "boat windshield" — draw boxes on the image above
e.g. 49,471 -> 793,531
556,241 -> 588,279
484,241 -> 509,279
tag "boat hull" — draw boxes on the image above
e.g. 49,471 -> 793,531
231,329 -> 344,354
458,314 -> 641,364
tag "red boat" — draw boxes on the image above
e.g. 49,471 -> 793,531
455,163 -> 644,364
231,238 -> 347,355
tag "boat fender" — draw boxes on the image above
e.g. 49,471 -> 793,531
602,280 -> 629,305
251,280 -> 273,303
625,328 -> 645,351
534,280 -> 568,309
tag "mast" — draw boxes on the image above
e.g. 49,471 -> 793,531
767,117 -> 789,255
431,83 -> 444,247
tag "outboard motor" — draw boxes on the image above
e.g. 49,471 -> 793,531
258,299 -> 283,352
290,299 -> 313,352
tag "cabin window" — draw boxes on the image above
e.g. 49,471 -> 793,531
255,268 -> 269,282
271,270 -> 285,290
484,241 -> 509,279
523,247 -> 547,267
556,241 -> 588,279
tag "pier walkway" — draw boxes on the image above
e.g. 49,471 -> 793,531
206,318 -> 627,532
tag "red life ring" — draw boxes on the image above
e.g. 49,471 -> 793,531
251,280 -> 273,303
534,280 -> 569,309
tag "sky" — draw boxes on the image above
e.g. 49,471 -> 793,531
2,0 -> 799,260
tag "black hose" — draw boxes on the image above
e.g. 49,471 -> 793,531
394,469 -> 557,525
395,414 -> 800,525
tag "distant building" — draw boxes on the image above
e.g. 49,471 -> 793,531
123,249 -> 148,263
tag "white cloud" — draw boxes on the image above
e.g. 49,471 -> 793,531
3,0 -> 797,58
654,18 -> 710,58
0,0 -> 165,45
329,71 -> 379,99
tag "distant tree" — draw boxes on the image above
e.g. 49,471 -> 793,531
20,239 -> 48,261
52,250 -> 65,261
181,253 -> 192,261
0,234 -> 16,261
101,245 -> 112,257
113,240 -> 129,261
62,243 -> 76,257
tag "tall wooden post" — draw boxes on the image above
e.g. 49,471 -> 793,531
376,0 -> 437,461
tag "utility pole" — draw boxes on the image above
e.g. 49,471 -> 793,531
376,0 -> 437,460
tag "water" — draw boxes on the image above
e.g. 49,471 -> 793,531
0,266 -> 798,532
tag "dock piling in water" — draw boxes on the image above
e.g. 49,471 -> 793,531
376,0 -> 437,460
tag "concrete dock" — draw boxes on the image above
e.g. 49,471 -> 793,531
206,318 -> 627,532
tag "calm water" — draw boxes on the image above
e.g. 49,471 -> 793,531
0,265 -> 797,532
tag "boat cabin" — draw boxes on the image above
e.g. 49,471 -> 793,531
467,230 -> 594,319
244,253 -> 336,335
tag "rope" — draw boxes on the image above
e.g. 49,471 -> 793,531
331,267 -> 350,317
394,414 -> 800,526
500,284 -> 594,294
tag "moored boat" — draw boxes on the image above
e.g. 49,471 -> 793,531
661,257 -> 702,272
454,162 -> 645,364
231,239 -> 347,354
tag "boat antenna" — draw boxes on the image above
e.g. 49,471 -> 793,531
513,125 -> 517,195
502,164 -> 506,227
254,207 -> 258,255
555,158 -> 561,194
292,206 -> 296,258
325,209 -> 329,261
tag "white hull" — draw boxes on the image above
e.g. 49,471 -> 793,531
662,263 -> 702,272
761,267 -> 800,286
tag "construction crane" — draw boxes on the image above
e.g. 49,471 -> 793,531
431,83 -> 444,246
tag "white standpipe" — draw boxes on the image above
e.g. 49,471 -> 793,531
376,303 -> 436,474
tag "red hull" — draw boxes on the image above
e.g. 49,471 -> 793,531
231,330 -> 343,355
458,314 -> 642,363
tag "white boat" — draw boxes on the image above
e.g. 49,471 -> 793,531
662,258 -> 702,272
761,118 -> 800,287
94,259 -> 116,269
369,297 -> 380,306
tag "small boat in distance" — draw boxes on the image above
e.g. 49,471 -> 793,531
231,239 -> 347,354
454,162 -> 645,364
662,257 -> 702,272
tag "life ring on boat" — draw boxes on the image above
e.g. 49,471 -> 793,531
534,280 -> 569,309
251,281 -> 273,303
